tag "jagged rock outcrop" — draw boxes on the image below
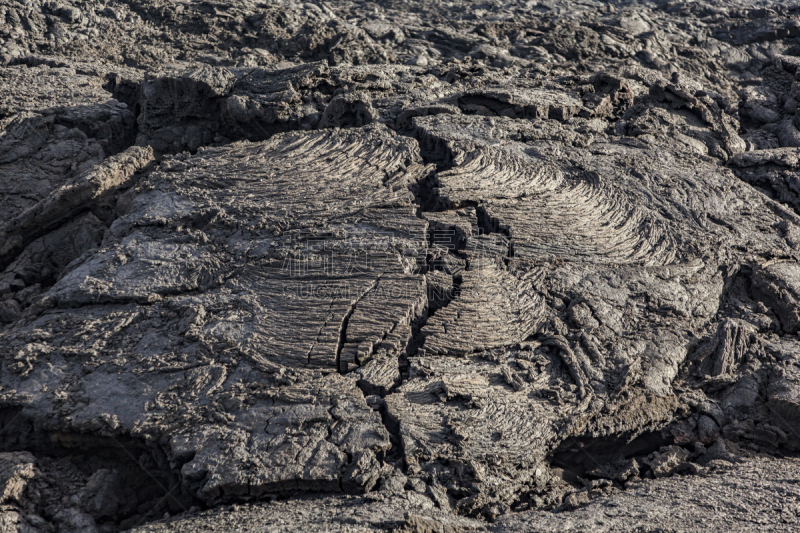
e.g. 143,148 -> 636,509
0,126 -> 438,510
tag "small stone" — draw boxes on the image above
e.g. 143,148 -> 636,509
646,446 -> 690,478
0,299 -> 21,324
0,451 -> 36,504
569,302 -> 599,329
380,471 -> 408,493
406,478 -> 427,494
697,415 -> 720,444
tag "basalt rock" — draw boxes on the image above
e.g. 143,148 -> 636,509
2,0 -> 800,531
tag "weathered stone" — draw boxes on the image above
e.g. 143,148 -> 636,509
0,452 -> 35,504
3,0 -> 800,530
645,446 -> 690,478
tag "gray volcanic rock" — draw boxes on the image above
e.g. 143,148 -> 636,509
492,457 -> 800,532
0,125 -> 432,510
126,457 -> 800,532
2,0 -> 800,531
128,492 -> 487,533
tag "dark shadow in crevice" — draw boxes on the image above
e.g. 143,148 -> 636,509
0,406 -> 201,531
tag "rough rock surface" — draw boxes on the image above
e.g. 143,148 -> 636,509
2,0 -> 800,531
122,458 -> 800,532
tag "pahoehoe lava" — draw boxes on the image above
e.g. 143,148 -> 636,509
2,0 -> 800,531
